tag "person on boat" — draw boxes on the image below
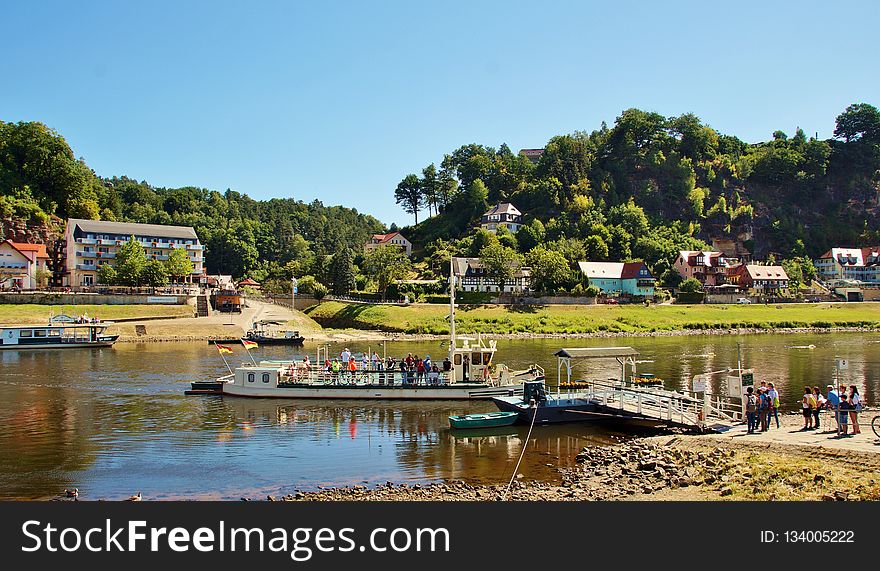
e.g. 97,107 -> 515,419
416,358 -> 426,384
423,355 -> 432,371
767,382 -> 781,429
361,353 -> 370,371
341,348 -> 351,366
429,363 -> 440,385
442,357 -> 452,372
372,351 -> 380,370
405,353 -> 414,370
331,358 -> 341,380
462,354 -> 470,381
302,356 -> 311,372
398,358 -> 408,384
348,357 -> 357,379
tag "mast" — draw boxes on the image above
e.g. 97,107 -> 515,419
449,257 -> 457,351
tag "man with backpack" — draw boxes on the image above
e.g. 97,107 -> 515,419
758,387 -> 771,432
745,387 -> 758,434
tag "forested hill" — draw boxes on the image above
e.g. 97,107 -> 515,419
396,103 -> 880,278
0,121 -> 385,283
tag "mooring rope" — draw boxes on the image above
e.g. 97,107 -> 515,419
501,403 -> 538,501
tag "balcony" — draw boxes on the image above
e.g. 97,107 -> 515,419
186,244 -> 204,251
77,238 -> 98,245
76,264 -> 97,271
95,252 -> 116,259
76,251 -> 98,258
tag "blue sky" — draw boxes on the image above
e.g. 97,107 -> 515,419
2,0 -> 878,227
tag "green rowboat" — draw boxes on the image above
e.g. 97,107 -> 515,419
448,411 -> 519,429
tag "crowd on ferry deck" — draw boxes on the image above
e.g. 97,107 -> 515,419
282,348 -> 458,385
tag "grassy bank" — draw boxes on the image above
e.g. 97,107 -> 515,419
304,301 -> 880,335
0,304 -> 193,325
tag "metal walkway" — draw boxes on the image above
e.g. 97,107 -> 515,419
575,379 -> 741,432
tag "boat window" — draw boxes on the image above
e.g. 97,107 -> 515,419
262,373 -> 270,383
20,330 -> 33,338
34,330 -> 47,338
471,352 -> 482,365
453,354 -> 461,366
48,330 -> 61,336
247,373 -> 255,383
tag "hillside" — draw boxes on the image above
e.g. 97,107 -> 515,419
393,104 -> 880,286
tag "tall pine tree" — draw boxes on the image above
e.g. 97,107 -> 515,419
329,248 -> 355,295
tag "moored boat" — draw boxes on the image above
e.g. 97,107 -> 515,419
448,411 -> 518,429
0,318 -> 118,350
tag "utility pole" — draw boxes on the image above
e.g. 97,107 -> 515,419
291,277 -> 298,310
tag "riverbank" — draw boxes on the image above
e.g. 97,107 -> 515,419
0,304 -> 193,324
305,301 -> 880,336
260,412 -> 879,502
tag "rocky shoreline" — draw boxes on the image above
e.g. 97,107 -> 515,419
110,325 -> 879,344
249,431 -> 880,503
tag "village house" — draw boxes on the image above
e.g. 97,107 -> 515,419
577,261 -> 656,298
0,240 -> 49,289
814,247 -> 880,284
452,257 -> 532,294
63,219 -> 205,287
518,148 -> 545,164
364,232 -> 412,256
479,203 -> 524,234
728,264 -> 790,291
674,250 -> 729,286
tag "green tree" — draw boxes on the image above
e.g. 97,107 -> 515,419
114,236 -> 147,286
479,243 -> 521,292
363,245 -> 412,300
329,248 -> 356,295
526,247 -> 574,293
420,163 -> 440,217
679,277 -> 702,293
143,259 -> 170,287
96,264 -> 117,285
834,103 -> 880,144
394,174 -> 423,224
165,247 -> 194,283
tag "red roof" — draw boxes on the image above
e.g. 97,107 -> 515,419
620,262 -> 648,279
371,232 -> 408,244
238,278 -> 260,286
11,242 -> 48,258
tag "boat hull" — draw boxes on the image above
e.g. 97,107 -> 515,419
0,340 -> 116,350
207,337 -> 305,346
221,382 -> 523,400
492,395 -> 602,424
449,412 -> 518,429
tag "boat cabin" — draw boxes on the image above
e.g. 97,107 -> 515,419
0,323 -> 112,347
446,334 -> 497,383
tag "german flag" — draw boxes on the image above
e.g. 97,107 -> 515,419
216,344 -> 234,355
241,339 -> 259,350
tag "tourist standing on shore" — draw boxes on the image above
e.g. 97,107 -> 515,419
767,383 -> 781,429
745,387 -> 758,434
838,395 -> 851,435
801,386 -> 815,430
825,385 -> 840,433
848,386 -> 862,434
811,386 -> 824,430
758,387 -> 770,431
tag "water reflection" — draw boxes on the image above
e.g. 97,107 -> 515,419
0,332 -> 877,499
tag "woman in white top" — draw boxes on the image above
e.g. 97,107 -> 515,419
848,385 -> 862,434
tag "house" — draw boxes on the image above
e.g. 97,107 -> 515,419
237,278 -> 261,290
518,149 -> 545,164
206,274 -> 235,290
0,240 -> 50,289
814,247 -> 880,284
731,265 -> 790,291
364,232 -> 412,256
577,261 -> 656,298
452,257 -> 532,293
674,250 -> 729,286
64,219 -> 205,287
711,237 -> 751,263
479,203 -> 523,233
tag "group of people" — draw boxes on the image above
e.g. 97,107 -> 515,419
314,349 -> 454,385
801,384 -> 863,435
745,381 -> 864,436
743,381 -> 781,433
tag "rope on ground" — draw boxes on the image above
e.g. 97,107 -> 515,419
501,404 -> 538,501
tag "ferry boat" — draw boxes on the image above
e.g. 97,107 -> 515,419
201,260 -> 544,400
0,317 -> 118,350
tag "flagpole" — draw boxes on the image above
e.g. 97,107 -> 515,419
216,346 -> 233,375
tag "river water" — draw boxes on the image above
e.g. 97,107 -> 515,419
1,332 -> 877,500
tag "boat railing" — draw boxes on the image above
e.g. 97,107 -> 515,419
276,368 -> 455,387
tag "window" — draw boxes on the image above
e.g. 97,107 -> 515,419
453,354 -> 462,366
20,330 -> 33,338
34,330 -> 47,338
262,373 -> 270,383
48,330 -> 61,337
247,373 -> 255,383
471,352 -> 482,365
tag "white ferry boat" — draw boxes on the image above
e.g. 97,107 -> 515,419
207,261 -> 543,400
0,317 -> 118,350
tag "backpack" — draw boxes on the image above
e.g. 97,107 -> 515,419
746,394 -> 757,412
807,394 -> 817,409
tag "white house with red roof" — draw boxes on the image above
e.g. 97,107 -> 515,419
728,264 -> 790,291
814,247 -> 880,284
364,232 -> 412,256
0,240 -> 50,289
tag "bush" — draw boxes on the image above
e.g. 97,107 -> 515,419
586,285 -> 600,298
679,277 -> 703,293
312,283 -> 328,300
